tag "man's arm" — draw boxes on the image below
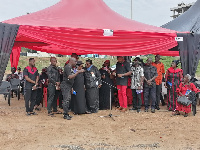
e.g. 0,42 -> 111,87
149,67 -> 158,82
118,62 -> 132,77
24,76 -> 36,84
68,69 -> 84,79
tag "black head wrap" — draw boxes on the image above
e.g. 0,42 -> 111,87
172,60 -> 180,67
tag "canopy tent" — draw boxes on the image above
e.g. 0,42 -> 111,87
162,0 -> 200,77
3,0 -> 178,68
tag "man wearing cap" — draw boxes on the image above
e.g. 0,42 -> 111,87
115,56 -> 132,112
47,57 -> 61,116
130,57 -> 144,113
152,55 -> 165,109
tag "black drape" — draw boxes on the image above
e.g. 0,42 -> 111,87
177,33 -> 200,77
0,23 -> 19,85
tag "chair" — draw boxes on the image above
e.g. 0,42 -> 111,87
0,81 -> 11,106
10,79 -> 20,100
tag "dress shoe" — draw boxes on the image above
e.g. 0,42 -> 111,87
184,113 -> 188,117
156,107 -> 160,110
145,108 -> 148,112
151,109 -> 155,113
63,114 -> 71,120
137,109 -> 141,113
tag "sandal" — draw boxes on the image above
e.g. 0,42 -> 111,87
53,111 -> 62,114
172,112 -> 180,116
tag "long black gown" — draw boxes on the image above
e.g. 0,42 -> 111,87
71,72 -> 86,114
99,69 -> 113,110
84,65 -> 101,113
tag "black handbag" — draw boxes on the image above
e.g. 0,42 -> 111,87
177,96 -> 192,106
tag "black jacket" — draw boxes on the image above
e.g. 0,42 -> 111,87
47,65 -> 60,85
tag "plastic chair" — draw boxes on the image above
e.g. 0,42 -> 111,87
10,79 -> 20,100
0,81 -> 11,106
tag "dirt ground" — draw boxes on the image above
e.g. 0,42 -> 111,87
0,95 -> 200,150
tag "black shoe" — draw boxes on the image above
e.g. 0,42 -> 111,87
48,113 -> 54,117
26,112 -> 31,116
156,107 -> 160,110
30,112 -> 38,115
145,108 -> 148,112
184,113 -> 188,117
129,108 -> 137,111
63,114 -> 71,120
137,109 -> 141,113
85,111 -> 92,114
151,109 -> 155,113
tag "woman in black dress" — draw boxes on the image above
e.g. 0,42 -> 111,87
71,61 -> 86,114
99,60 -> 113,110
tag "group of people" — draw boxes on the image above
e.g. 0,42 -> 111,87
6,53 -> 200,119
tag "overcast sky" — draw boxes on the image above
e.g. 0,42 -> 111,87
0,0 -> 195,27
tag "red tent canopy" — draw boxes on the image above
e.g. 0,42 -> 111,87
4,0 -> 178,68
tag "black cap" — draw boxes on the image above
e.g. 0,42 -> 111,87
77,61 -> 84,65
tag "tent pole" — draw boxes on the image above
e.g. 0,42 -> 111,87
131,0 -> 133,19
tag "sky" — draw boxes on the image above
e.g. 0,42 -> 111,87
0,0 -> 195,27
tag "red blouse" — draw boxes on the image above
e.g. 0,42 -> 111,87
176,82 -> 200,95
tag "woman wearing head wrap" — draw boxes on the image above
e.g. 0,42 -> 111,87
174,74 -> 200,117
165,60 -> 183,111
99,60 -> 113,110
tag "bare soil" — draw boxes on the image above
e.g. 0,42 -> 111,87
0,95 -> 200,150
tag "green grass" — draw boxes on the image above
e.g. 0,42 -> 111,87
5,56 -> 200,78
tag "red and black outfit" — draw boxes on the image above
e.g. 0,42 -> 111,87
116,61 -> 131,109
165,67 -> 183,111
176,82 -> 200,113
23,66 -> 39,113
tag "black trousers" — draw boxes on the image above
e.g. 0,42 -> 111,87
61,85 -> 72,115
47,84 -> 60,113
132,89 -> 142,109
144,87 -> 156,109
85,87 -> 99,113
25,89 -> 37,112
58,93 -> 63,108
35,88 -> 43,106
155,84 -> 162,107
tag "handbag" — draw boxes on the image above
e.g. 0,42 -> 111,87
177,96 -> 192,106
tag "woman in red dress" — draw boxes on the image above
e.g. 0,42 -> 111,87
174,74 -> 200,117
165,60 -> 183,111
